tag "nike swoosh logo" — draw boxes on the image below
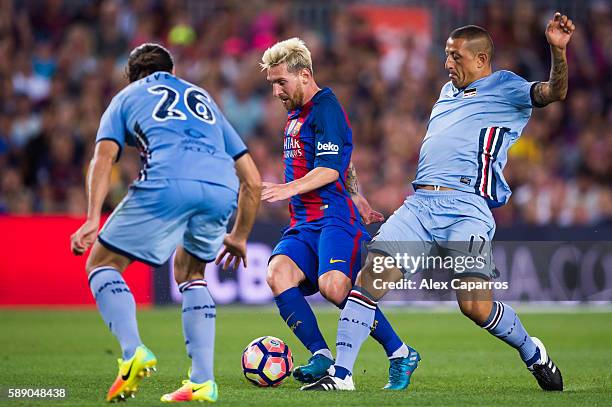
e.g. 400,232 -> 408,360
121,360 -> 134,381
284,312 -> 295,325
191,384 -> 207,393
329,259 -> 346,264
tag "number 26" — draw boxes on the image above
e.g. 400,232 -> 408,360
148,85 -> 216,124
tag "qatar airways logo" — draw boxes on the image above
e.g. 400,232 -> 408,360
316,141 -> 339,156
284,136 -> 303,159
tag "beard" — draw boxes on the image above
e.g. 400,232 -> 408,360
283,85 -> 304,111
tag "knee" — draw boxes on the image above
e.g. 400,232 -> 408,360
266,262 -> 300,296
458,300 -> 492,325
318,274 -> 351,306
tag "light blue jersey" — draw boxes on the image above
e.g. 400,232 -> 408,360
96,71 -> 247,192
96,71 -> 245,266
413,70 -> 537,207
371,70 -> 539,279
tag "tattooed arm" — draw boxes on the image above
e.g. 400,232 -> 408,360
531,12 -> 575,107
345,161 -> 384,224
345,161 -> 359,195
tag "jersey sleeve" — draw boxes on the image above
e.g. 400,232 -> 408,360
499,70 -> 539,109
96,94 -> 128,161
220,114 -> 248,160
313,99 -> 347,173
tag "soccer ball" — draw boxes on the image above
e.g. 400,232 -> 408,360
241,336 -> 293,387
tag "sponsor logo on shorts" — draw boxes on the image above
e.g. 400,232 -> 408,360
329,258 -> 346,264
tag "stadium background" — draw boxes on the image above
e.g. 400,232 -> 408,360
0,0 -> 609,307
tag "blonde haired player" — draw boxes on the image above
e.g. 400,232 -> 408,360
254,37 -> 420,390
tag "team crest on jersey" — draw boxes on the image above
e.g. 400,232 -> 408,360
464,88 -> 477,98
291,122 -> 303,137
286,119 -> 298,137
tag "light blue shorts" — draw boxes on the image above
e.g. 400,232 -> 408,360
368,189 -> 497,279
98,179 -> 237,267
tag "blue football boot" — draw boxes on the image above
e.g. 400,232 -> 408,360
293,354 -> 334,383
383,346 -> 421,390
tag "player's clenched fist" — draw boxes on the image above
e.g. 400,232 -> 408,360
70,218 -> 99,255
545,12 -> 575,49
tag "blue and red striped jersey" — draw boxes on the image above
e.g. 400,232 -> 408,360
282,87 -> 359,228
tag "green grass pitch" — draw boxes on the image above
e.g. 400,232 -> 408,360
1,307 -> 611,406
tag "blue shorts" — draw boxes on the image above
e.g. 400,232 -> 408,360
368,189 -> 497,279
271,221 -> 371,296
98,179 -> 237,267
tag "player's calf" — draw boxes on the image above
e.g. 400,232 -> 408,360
456,277 -> 494,324
458,298 -> 493,325
290,264 -> 347,383
462,295 -> 563,391
173,246 -> 205,284
268,255 -> 332,377
88,266 -> 143,361
175,248 -> 216,386
330,286 -> 379,383
85,241 -> 131,275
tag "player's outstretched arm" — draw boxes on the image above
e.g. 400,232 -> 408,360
532,12 -> 575,107
70,140 -> 119,255
261,167 -> 339,202
345,161 -> 384,224
216,153 -> 261,269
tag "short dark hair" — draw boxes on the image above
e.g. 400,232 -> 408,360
449,25 -> 494,62
126,43 -> 174,83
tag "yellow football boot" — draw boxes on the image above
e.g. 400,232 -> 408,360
106,345 -> 157,402
160,380 -> 218,403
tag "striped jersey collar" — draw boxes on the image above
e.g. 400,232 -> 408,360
452,73 -> 492,95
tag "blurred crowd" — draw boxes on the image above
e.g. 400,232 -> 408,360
0,0 -> 610,227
